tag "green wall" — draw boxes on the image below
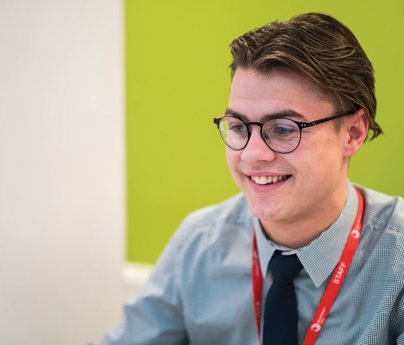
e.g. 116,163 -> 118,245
126,0 -> 404,263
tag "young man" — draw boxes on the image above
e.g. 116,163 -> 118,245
95,12 -> 404,345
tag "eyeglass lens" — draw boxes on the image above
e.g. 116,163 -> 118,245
218,116 -> 301,153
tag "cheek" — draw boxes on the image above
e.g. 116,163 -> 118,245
291,144 -> 334,182
225,150 -> 241,180
225,148 -> 236,169
299,146 -> 343,185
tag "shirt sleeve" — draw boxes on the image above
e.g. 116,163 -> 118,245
94,228 -> 189,345
394,289 -> 404,345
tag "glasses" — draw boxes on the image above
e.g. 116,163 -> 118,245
213,111 -> 354,154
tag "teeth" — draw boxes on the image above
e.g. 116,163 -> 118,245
251,175 -> 288,185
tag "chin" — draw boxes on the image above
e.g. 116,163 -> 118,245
248,200 -> 282,222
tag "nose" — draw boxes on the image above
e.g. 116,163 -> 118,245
240,125 -> 277,162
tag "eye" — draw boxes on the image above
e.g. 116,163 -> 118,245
263,119 -> 299,139
229,123 -> 247,134
271,125 -> 296,136
225,118 -> 248,136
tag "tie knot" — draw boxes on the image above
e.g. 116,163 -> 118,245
268,251 -> 302,285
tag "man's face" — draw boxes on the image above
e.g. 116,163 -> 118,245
226,68 -> 353,240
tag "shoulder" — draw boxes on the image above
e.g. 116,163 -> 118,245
359,186 -> 404,234
358,186 -> 404,280
181,193 -> 252,229
170,193 -> 254,254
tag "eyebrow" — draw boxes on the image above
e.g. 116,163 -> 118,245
224,107 -> 307,122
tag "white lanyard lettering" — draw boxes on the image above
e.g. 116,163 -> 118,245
252,188 -> 364,345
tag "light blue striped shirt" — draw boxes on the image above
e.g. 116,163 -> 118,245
94,183 -> 404,345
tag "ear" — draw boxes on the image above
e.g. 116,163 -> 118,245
342,109 -> 369,157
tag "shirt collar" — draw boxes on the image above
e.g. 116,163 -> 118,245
254,182 -> 358,287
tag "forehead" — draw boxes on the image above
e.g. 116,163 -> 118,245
228,68 -> 335,120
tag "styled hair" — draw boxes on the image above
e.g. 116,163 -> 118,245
229,12 -> 382,139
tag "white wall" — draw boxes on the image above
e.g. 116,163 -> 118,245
0,1 -> 126,344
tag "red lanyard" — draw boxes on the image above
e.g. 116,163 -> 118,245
252,188 -> 364,345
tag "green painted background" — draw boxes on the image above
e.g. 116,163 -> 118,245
126,0 -> 404,263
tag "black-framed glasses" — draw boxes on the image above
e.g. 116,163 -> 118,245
213,111 -> 354,154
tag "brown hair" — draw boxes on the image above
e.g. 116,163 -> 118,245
229,12 -> 382,139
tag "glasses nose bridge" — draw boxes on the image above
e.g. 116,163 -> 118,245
246,120 -> 265,134
245,121 -> 267,147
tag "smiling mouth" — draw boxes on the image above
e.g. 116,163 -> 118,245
250,175 -> 291,185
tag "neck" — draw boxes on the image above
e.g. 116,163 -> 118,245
261,191 -> 348,249
261,219 -> 338,249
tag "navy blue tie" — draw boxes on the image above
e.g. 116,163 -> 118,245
263,251 -> 303,345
